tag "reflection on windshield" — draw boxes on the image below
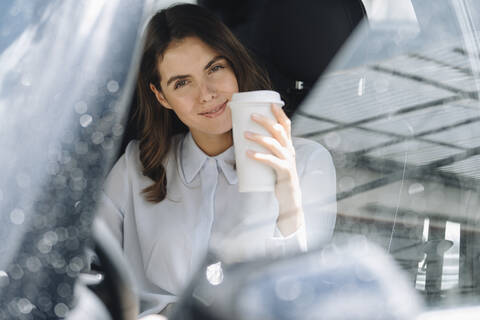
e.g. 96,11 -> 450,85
292,0 -> 480,310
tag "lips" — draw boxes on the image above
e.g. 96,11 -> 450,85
199,101 -> 227,118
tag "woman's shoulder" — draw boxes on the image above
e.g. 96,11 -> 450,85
124,139 -> 139,157
105,140 -> 142,182
123,135 -> 183,165
292,136 -> 331,158
120,140 -> 142,172
292,137 -> 334,173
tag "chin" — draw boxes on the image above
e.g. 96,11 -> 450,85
211,126 -> 232,135
204,122 -> 232,136
210,116 -> 232,134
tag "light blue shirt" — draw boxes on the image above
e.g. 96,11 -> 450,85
98,132 -> 337,317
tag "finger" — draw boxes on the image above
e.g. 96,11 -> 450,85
244,131 -> 289,159
251,113 -> 289,146
246,150 -> 288,173
271,104 -> 292,139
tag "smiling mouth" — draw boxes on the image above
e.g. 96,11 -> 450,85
199,101 -> 227,117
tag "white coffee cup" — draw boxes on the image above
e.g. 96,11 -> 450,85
228,90 -> 285,192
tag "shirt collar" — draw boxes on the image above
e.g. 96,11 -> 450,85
180,132 -> 237,185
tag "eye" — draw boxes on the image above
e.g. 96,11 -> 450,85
209,64 -> 225,73
174,79 -> 188,89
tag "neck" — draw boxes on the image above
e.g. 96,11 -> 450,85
190,130 -> 233,156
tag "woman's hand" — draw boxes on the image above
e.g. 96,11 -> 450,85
245,104 -> 305,236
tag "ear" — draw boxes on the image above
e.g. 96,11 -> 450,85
149,83 -> 172,110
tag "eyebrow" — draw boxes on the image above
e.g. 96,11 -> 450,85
165,55 -> 226,87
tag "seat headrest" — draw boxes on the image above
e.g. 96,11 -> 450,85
255,0 -> 367,85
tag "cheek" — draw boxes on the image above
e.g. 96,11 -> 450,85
231,76 -> 239,92
226,107 -> 233,124
219,73 -> 239,94
166,96 -> 195,119
211,68 -> 238,92
229,71 -> 239,90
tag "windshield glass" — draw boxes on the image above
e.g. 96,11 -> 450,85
292,0 -> 480,312
3,0 -> 480,319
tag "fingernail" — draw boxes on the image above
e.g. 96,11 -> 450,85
251,113 -> 260,120
244,131 -> 253,138
246,150 -> 254,156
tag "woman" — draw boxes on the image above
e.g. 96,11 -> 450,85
98,3 -> 337,318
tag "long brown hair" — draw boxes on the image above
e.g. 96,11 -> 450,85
136,3 -> 272,202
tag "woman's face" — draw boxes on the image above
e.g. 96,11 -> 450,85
151,36 -> 239,140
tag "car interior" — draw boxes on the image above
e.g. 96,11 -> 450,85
1,0 -> 480,319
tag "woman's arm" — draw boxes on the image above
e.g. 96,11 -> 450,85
97,191 -> 124,246
96,153 -> 131,246
245,104 -> 306,237
299,141 -> 337,248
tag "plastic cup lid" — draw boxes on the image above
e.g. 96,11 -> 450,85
230,90 -> 284,106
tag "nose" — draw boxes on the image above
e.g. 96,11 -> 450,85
199,80 -> 217,103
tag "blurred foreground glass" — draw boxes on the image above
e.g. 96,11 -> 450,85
0,0 -> 151,318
